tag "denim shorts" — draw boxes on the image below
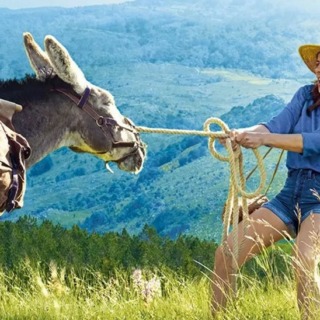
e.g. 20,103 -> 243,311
263,169 -> 320,237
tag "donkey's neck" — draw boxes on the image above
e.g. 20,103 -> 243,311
0,77 -> 78,168
13,104 -> 74,168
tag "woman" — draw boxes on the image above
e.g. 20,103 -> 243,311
212,45 -> 320,319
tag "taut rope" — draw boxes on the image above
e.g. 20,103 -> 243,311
136,117 -> 267,292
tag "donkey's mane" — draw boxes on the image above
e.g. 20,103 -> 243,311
0,74 -> 72,106
0,74 -> 38,87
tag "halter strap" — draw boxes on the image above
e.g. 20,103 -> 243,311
77,87 -> 91,109
53,86 -> 141,151
53,87 -> 135,132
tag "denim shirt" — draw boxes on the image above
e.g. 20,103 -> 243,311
261,84 -> 320,172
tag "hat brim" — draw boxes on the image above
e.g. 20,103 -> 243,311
299,45 -> 320,74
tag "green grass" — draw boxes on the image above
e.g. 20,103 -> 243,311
0,252 -> 312,320
0,277 -> 299,320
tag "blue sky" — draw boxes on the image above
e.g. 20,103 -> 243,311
0,0 -> 314,10
0,0 -> 133,9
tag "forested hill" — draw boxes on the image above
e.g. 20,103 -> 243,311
0,0 -> 319,81
0,0 -> 317,240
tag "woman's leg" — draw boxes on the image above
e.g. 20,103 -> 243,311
212,207 -> 290,315
293,214 -> 320,319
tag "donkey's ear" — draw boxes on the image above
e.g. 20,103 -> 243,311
44,35 -> 87,94
23,32 -> 55,81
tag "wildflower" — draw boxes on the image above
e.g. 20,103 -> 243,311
131,269 -> 162,303
141,276 -> 161,303
132,269 -> 144,290
37,276 -> 49,298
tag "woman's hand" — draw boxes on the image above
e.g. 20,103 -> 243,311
218,130 -> 239,151
235,132 -> 265,149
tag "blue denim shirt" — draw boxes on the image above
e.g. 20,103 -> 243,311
261,84 -> 320,172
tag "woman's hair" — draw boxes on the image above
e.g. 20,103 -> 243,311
307,84 -> 320,114
307,51 -> 320,115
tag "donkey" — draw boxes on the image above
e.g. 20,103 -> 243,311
0,33 -> 146,175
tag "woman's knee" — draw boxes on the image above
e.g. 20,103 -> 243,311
214,245 -> 234,273
293,214 -> 320,271
293,246 -> 318,271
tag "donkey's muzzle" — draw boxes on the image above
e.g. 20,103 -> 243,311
115,141 -> 146,174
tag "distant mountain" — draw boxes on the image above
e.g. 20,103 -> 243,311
0,0 -> 317,81
220,95 -> 286,129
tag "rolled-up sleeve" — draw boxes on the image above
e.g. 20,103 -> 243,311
302,131 -> 320,157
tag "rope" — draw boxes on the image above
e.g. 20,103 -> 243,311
136,125 -> 229,138
136,117 -> 267,292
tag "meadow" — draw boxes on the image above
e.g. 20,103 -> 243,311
0,249 -> 302,320
0,219 -> 316,320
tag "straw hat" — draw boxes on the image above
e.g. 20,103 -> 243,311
299,45 -> 320,73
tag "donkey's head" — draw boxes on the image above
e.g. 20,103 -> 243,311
23,33 -> 146,173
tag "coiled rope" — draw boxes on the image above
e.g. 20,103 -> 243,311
136,117 -> 267,292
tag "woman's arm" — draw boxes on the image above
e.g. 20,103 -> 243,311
235,130 -> 303,153
219,124 -> 270,149
223,86 -> 310,153
223,124 -> 303,153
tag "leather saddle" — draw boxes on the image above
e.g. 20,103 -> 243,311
0,99 -> 31,213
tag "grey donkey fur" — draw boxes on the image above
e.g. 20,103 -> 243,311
2,32 -> 146,173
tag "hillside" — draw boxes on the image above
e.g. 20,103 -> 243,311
1,93 -> 287,240
1,0 -> 319,80
0,0 -> 315,240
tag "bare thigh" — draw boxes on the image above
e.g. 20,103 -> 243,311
294,214 -> 320,263
224,207 -> 291,266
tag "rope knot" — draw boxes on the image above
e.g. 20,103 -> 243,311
203,117 -> 236,162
